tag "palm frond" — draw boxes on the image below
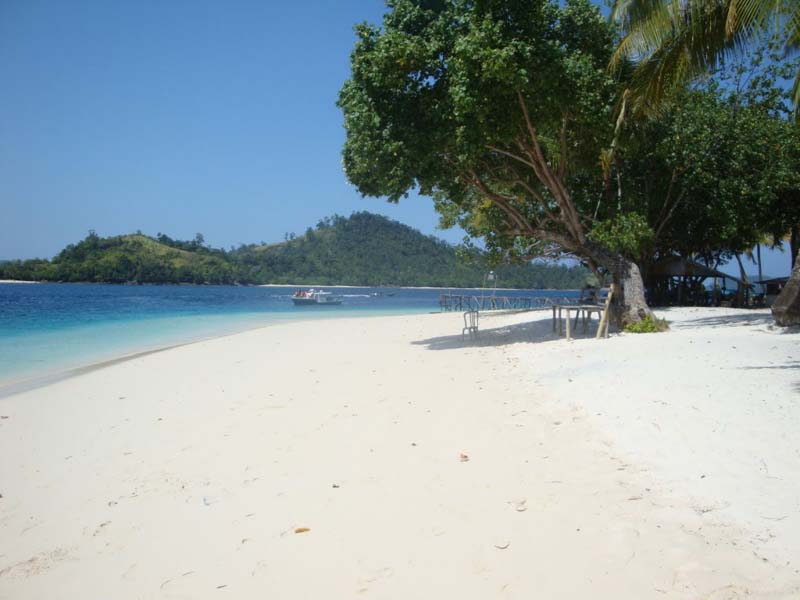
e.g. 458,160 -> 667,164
611,0 -> 671,26
624,1 -> 752,112
612,0 -> 800,114
609,4 -> 676,71
725,0 -> 776,36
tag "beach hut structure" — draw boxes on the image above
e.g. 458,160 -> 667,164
754,276 -> 789,307
647,256 -> 751,306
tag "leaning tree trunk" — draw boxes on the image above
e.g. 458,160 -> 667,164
772,247 -> 800,326
583,241 -> 653,327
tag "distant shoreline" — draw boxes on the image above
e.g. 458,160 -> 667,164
0,279 -> 576,292
258,283 -> 573,292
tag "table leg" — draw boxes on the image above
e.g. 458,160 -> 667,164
565,308 -> 572,340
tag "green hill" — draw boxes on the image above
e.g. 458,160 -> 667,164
0,232 -> 235,284
0,212 -> 589,288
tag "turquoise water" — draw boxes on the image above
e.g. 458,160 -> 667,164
0,283 -> 577,386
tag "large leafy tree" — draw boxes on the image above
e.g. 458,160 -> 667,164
338,0 -> 654,324
611,65 -> 800,274
611,0 -> 800,324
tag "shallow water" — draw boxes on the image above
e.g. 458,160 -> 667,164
0,283 -> 577,385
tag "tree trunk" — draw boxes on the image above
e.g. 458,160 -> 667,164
756,243 -> 763,284
583,241 -> 653,327
734,253 -> 749,307
772,246 -> 800,326
612,258 -> 653,325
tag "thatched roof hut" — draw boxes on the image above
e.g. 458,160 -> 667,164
648,257 -> 750,306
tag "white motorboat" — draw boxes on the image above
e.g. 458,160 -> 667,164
291,288 -> 343,306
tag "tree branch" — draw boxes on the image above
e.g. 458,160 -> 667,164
502,164 -> 558,225
654,189 -> 687,243
486,145 -> 537,170
467,170 -> 534,235
559,116 -> 568,180
516,91 -> 585,244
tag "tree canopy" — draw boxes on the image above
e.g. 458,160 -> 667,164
603,48 -> 800,272
609,0 -> 800,324
339,0 -> 653,323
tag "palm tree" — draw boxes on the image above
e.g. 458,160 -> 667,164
609,0 -> 799,116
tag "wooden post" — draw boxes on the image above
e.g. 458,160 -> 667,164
565,307 -> 572,340
596,284 -> 616,339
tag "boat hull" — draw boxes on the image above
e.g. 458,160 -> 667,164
291,297 -> 342,306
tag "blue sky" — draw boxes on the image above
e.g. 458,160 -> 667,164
0,0 -> 792,277
1,0 -> 459,259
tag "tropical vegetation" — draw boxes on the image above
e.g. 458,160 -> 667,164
0,212 -> 590,289
338,0 -> 800,325
610,0 -> 800,115
607,47 -> 800,285
611,0 -> 800,324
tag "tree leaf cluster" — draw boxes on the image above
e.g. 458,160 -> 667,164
610,49 -> 800,268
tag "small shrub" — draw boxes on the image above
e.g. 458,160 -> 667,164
624,315 -> 669,333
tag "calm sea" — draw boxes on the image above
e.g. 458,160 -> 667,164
0,283 -> 577,387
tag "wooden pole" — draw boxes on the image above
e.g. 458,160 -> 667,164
596,284 -> 616,339
565,307 -> 572,340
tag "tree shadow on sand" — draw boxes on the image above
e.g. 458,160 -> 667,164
665,311 -> 776,330
412,312 -> 608,351
741,360 -> 800,371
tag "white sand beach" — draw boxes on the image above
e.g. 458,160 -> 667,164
0,307 -> 798,599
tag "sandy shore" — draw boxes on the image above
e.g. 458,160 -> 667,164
0,307 -> 797,598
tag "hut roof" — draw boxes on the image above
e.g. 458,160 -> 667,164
651,257 -> 748,285
755,276 -> 789,285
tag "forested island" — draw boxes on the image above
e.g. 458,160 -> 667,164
0,212 -> 589,289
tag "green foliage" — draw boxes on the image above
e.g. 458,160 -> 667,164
610,0 -> 800,117
612,48 -> 800,266
0,233 -> 235,285
229,212 -> 589,287
623,314 -> 669,333
338,0 -> 620,261
588,213 -> 653,258
0,213 -> 589,288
